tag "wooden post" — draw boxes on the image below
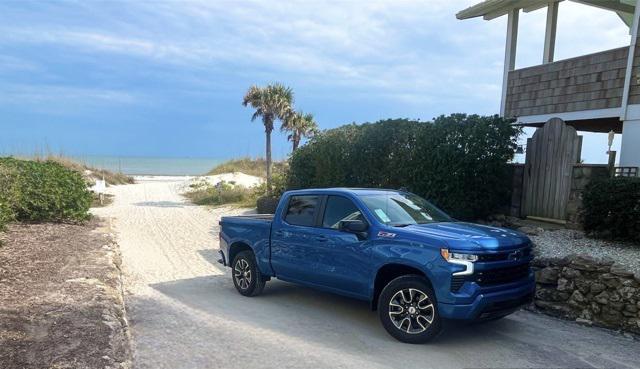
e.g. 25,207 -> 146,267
608,150 -> 617,177
620,0 -> 640,120
501,8 -> 519,117
543,1 -> 558,64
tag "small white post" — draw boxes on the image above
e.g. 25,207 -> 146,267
501,8 -> 519,117
543,1 -> 558,64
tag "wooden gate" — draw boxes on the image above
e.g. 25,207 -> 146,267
522,118 -> 582,221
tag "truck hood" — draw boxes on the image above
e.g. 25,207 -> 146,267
399,222 -> 529,251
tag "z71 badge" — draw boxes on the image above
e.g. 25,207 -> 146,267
377,231 -> 397,238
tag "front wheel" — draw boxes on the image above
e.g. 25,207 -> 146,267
377,275 -> 442,344
232,250 -> 266,297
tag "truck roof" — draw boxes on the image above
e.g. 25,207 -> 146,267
284,188 -> 402,196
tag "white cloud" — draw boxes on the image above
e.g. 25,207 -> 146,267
0,0 -> 632,114
0,83 -> 137,106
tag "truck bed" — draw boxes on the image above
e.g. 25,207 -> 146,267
223,214 -> 274,221
219,214 -> 273,269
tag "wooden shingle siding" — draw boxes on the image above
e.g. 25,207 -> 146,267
505,47 -> 629,117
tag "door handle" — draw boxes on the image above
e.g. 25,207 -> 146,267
314,236 -> 328,242
274,230 -> 284,237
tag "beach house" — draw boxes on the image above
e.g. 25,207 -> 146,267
457,0 -> 640,224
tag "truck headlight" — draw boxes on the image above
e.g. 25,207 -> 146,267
440,249 -> 478,262
440,249 -> 476,276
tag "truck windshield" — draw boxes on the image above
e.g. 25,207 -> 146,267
358,192 -> 451,226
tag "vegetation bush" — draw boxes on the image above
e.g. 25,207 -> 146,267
583,177 -> 640,242
288,115 -> 520,220
0,157 -> 92,224
0,165 -> 17,232
256,196 -> 279,214
207,157 -> 287,178
185,181 -> 256,207
253,167 -> 288,213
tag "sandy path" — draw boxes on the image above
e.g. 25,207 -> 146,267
93,178 -> 640,369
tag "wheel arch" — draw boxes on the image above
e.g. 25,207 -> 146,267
228,241 -> 253,265
371,263 -> 434,311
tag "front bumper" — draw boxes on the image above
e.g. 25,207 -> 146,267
438,276 -> 535,320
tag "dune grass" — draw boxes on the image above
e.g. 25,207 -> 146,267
40,155 -> 134,185
207,157 -> 286,178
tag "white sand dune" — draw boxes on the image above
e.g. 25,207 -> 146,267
178,172 -> 264,193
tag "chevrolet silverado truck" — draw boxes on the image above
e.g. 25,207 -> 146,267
218,188 -> 535,343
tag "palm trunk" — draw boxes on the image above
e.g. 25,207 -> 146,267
292,131 -> 299,152
265,128 -> 272,196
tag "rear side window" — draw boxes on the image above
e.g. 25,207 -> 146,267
284,195 -> 319,227
322,196 -> 364,229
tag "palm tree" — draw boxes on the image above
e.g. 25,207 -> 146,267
282,110 -> 318,152
242,83 -> 293,195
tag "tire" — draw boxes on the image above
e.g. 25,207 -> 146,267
377,275 -> 442,344
231,250 -> 266,297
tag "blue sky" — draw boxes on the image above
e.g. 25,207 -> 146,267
0,0 -> 631,162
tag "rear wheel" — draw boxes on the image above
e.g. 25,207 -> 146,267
377,275 -> 442,344
232,250 -> 265,297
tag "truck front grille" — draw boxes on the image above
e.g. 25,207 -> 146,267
475,263 -> 530,286
477,247 -> 531,262
450,261 -> 532,292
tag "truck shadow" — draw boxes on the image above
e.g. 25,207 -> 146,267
149,274 -> 523,348
141,275 -> 640,368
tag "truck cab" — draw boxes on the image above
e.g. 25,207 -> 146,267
219,188 -> 535,343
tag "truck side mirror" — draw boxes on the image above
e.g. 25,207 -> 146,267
339,220 -> 368,233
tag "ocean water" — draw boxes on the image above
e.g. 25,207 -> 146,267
70,156 -> 223,176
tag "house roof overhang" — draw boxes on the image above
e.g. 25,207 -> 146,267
457,0 -> 636,27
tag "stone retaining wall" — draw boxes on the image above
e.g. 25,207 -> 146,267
532,255 -> 640,334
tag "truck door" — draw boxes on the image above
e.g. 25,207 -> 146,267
270,194 -> 323,283
311,195 -> 371,297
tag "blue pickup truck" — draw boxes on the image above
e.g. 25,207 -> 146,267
218,188 -> 535,343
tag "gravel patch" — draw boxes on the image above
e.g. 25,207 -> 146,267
531,229 -> 640,277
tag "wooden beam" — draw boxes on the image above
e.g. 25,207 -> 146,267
621,0 -> 640,120
501,8 -> 519,116
523,3 -> 548,13
524,0 -> 562,13
526,216 -> 567,225
543,1 -> 559,63
572,0 -> 635,14
483,0 -> 549,20
484,9 -> 509,20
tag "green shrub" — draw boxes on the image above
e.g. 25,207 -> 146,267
288,115 -> 519,220
0,157 -> 92,223
185,181 -> 256,207
256,196 -> 279,214
0,165 -> 17,231
252,169 -> 288,199
583,177 -> 640,242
